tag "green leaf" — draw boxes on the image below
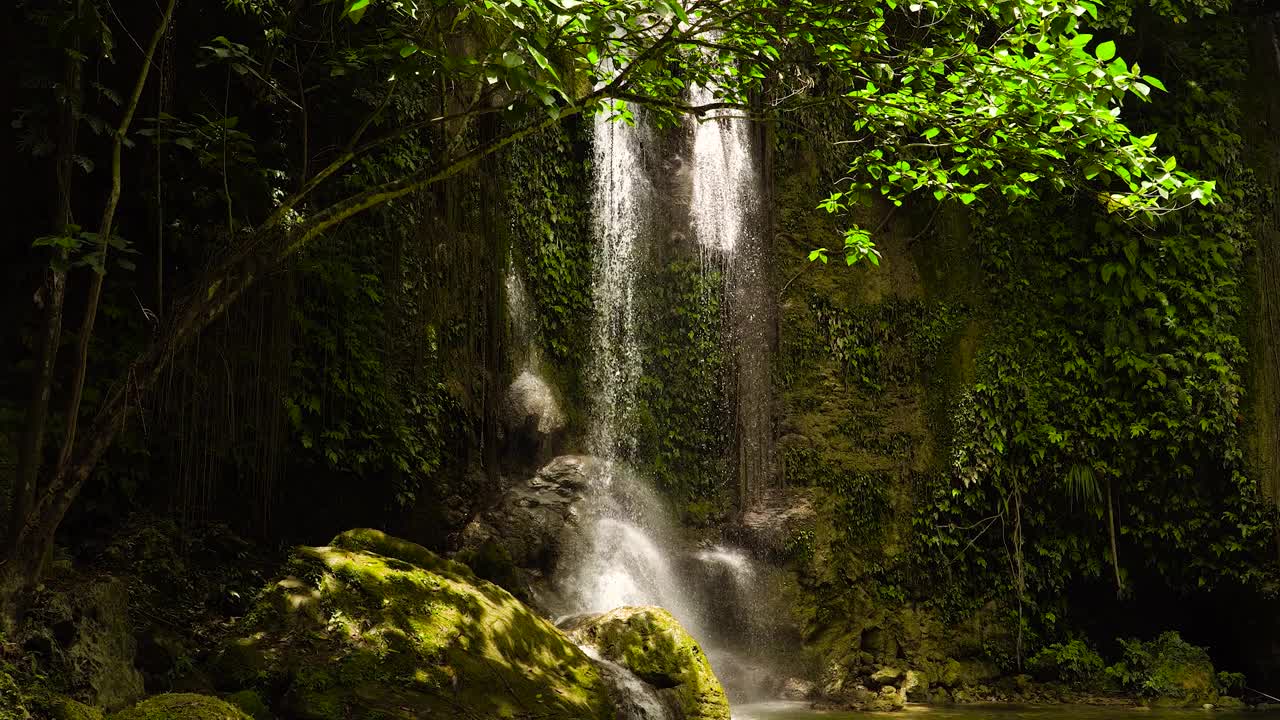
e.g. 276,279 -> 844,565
1095,40 -> 1116,62
344,0 -> 370,23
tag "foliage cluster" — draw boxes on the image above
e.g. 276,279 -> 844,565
1027,639 -> 1106,684
1107,631 -> 1235,700
910,5 -> 1277,663
812,296 -> 966,393
634,260 -> 729,508
504,123 -> 595,366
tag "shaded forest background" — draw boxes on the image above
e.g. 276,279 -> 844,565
3,0 -> 1280,700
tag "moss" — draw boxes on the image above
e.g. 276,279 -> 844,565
46,697 -> 105,720
1115,632 -> 1220,706
569,607 -> 730,720
225,691 -> 271,720
214,529 -> 612,720
110,694 -> 250,720
0,669 -> 29,720
454,539 -> 525,600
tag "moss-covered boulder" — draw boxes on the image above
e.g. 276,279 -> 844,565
224,690 -> 271,720
1116,631 -> 1221,706
565,607 -> 730,720
110,694 -> 249,720
213,528 -> 613,720
46,696 -> 105,720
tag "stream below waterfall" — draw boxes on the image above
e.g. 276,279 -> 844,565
732,702 -> 1280,720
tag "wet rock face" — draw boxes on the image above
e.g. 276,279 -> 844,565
456,455 -> 605,596
780,677 -> 817,701
212,529 -> 613,720
565,606 -> 732,720
736,488 -> 816,556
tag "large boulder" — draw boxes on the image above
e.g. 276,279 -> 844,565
20,578 -> 145,711
213,529 -> 613,720
457,455 -> 604,595
504,370 -> 568,466
565,607 -> 731,720
111,694 -> 249,720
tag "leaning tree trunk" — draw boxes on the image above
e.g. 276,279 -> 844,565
0,13 -> 671,624
0,99 -> 594,626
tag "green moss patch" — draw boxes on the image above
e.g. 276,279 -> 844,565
110,694 -> 249,720
568,606 -> 730,720
213,528 -> 612,720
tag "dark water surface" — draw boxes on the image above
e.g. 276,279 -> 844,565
732,702 -> 1280,720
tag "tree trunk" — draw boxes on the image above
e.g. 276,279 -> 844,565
1106,477 -> 1123,597
9,0 -> 83,548
57,0 -> 176,472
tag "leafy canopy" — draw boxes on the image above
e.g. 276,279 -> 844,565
332,0 -> 1213,265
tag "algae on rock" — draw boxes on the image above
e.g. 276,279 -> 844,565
110,694 -> 250,720
566,606 -> 731,720
46,696 -> 104,720
0,669 -> 29,720
214,528 -> 613,720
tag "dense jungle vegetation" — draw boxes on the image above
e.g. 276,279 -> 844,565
3,0 -> 1280,717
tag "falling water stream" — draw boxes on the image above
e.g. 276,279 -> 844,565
555,75 -> 778,719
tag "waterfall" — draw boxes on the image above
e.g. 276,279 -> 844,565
690,85 -> 756,256
558,82 -> 783,712
687,83 -> 774,506
559,104 -> 712,638
587,109 -> 650,462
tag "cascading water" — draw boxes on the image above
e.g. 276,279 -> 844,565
555,78 -> 785,715
559,104 -> 707,637
586,108 -> 649,462
688,82 -> 774,507
690,84 -> 757,256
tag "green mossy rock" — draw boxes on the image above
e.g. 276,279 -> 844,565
567,606 -> 731,720
0,669 -> 29,720
47,697 -> 105,720
110,694 -> 249,720
214,528 -> 612,720
225,690 -> 271,720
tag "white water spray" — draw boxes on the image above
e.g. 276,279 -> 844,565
690,83 -> 758,256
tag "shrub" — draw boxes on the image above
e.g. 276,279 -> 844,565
1027,639 -> 1105,684
1106,631 -> 1226,703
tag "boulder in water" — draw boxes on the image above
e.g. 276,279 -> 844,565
213,529 -> 613,720
112,694 -> 249,719
565,606 -> 731,720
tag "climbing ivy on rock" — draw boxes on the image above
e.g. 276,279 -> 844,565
914,6 -> 1277,654
504,123 -> 594,366
633,259 -> 729,514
